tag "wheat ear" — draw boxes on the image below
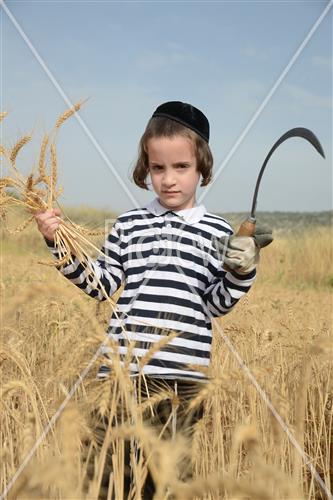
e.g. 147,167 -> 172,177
10,134 -> 32,167
38,134 -> 48,180
0,111 -> 8,122
47,143 -> 57,209
54,99 -> 88,129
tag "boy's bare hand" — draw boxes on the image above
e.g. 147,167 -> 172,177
35,208 -> 62,242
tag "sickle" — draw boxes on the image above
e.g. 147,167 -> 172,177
237,127 -> 326,236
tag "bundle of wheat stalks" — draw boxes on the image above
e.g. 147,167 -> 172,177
0,103 -> 182,338
0,101 -> 107,268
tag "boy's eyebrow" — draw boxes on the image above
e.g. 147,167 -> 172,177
149,161 -> 192,166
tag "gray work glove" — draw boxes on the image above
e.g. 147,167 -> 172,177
214,223 -> 273,275
252,223 -> 274,248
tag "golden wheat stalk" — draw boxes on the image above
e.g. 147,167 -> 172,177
3,215 -> 35,234
0,177 -> 18,190
50,143 -> 57,188
138,389 -> 173,416
25,173 -> 34,193
9,135 -> 32,167
138,331 -> 179,371
0,111 -> 8,122
47,142 -> 58,209
65,219 -> 105,236
54,99 -> 87,129
38,134 -> 48,181
185,380 -> 219,413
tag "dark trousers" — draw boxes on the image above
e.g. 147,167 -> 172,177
85,377 -> 204,499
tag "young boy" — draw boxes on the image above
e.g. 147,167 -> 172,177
35,101 -> 272,497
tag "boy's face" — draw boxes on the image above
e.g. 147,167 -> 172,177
147,135 -> 201,211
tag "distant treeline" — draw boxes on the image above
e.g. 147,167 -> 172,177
64,206 -> 332,235
65,206 -> 333,233
5,201 -> 331,235
218,211 -> 333,234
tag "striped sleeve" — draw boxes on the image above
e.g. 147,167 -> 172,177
202,267 -> 256,317
45,222 -> 125,301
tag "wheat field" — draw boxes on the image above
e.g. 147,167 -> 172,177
1,215 -> 332,499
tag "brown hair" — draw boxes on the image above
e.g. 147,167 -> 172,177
131,116 -> 213,190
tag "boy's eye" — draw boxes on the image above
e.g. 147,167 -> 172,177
150,164 -> 189,170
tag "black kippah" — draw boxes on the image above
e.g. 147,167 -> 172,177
151,101 -> 210,143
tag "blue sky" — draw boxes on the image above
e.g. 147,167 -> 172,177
2,1 -> 332,214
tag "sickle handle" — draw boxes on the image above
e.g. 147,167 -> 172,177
236,218 -> 256,237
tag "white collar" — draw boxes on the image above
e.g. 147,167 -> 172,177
144,196 -> 206,225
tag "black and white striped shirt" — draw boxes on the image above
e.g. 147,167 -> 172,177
47,197 -> 256,381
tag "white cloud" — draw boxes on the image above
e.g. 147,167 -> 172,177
237,79 -> 266,93
166,41 -> 182,51
310,55 -> 332,71
135,44 -> 198,71
283,83 -> 332,109
170,51 -> 198,64
240,45 -> 268,61
135,50 -> 168,71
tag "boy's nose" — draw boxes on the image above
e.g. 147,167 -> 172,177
162,171 -> 176,187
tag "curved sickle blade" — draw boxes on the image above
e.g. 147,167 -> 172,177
250,127 -> 325,219
268,127 -> 325,159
